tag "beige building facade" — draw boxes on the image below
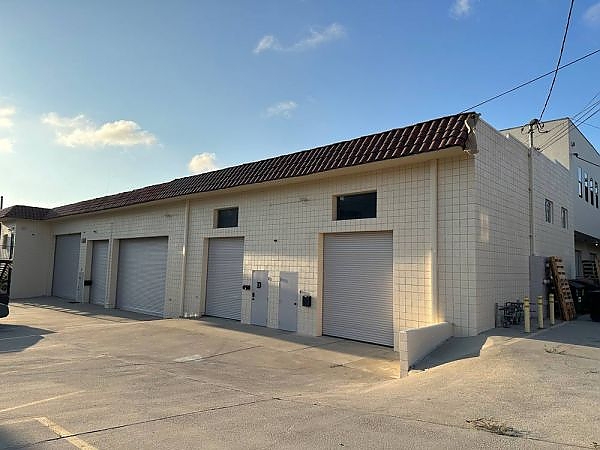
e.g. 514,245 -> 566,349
1,113 -> 586,369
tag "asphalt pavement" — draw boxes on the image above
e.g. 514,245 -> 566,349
1,297 -> 598,449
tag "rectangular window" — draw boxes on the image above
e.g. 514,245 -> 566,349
215,207 -> 239,228
596,182 -> 599,208
561,207 -> 568,229
585,172 -> 589,202
336,191 -> 377,220
592,177 -> 595,205
578,167 -> 583,198
545,199 -> 554,224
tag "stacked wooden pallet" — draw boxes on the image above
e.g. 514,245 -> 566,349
549,256 -> 577,321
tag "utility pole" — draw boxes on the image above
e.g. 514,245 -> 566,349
523,119 -> 543,257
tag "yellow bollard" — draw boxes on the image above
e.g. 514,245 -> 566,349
549,293 -> 555,326
537,295 -> 544,329
524,297 -> 531,333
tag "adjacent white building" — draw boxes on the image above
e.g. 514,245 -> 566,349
1,112 -> 591,372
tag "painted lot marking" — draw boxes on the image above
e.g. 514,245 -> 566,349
0,416 -> 98,449
0,391 -> 85,413
35,416 -> 99,450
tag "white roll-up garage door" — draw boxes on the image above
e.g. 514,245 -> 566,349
323,232 -> 394,346
116,237 -> 168,317
90,240 -> 109,306
205,237 -> 244,320
52,234 -> 81,300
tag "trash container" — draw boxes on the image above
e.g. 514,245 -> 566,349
589,290 -> 600,322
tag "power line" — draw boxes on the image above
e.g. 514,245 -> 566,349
573,153 -> 600,168
582,122 -> 600,131
459,47 -> 600,113
539,0 -> 575,121
538,95 -> 600,151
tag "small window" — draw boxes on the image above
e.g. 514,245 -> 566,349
215,207 -> 239,228
585,172 -> 589,202
545,199 -> 554,223
336,192 -> 377,220
561,207 -> 568,229
596,182 -> 599,208
591,177 -> 595,205
578,167 -> 583,198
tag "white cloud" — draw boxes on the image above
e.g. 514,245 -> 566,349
41,112 -> 157,148
188,152 -> 218,174
584,2 -> 600,24
450,0 -> 474,18
0,105 -> 16,128
265,101 -> 298,118
253,23 -> 345,54
253,35 -> 280,54
0,138 -> 14,154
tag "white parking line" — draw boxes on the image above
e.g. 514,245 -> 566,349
0,391 -> 85,413
35,416 -> 98,450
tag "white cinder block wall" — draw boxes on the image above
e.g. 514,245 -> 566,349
182,162 -> 444,347
24,153 -> 487,349
49,203 -> 187,318
532,150 -> 574,275
472,122 -> 530,334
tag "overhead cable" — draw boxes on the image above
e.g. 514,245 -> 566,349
539,0 -> 575,121
459,47 -> 600,113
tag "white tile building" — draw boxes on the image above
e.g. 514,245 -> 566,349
1,113 -> 587,371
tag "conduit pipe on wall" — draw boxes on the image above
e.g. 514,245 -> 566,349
430,159 -> 439,322
180,200 -> 190,317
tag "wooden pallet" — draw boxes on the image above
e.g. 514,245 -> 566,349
549,256 -> 577,321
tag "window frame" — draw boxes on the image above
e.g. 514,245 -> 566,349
215,207 -> 239,228
561,207 -> 568,229
545,199 -> 554,224
335,191 -> 377,221
578,167 -> 583,198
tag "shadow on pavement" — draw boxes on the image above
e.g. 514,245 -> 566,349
525,315 -> 600,348
0,324 -> 53,353
16,296 -> 161,323
413,315 -> 600,372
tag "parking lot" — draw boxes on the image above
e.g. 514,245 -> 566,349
1,297 -> 599,449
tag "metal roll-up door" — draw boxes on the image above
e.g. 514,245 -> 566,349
116,237 -> 168,316
323,232 -> 394,346
205,237 -> 244,320
52,234 -> 81,300
90,240 -> 109,306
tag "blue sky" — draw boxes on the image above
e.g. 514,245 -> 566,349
1,0 -> 600,208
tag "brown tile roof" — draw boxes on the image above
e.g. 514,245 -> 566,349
0,205 -> 52,220
1,112 -> 475,221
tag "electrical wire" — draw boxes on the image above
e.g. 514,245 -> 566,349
458,47 -> 600,113
539,0 -> 575,121
538,95 -> 600,151
582,122 -> 600,131
537,91 -> 600,150
573,153 -> 600,168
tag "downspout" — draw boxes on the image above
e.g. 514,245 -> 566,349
430,159 -> 439,322
180,200 -> 190,317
